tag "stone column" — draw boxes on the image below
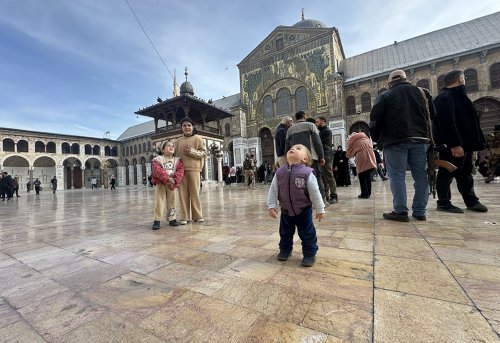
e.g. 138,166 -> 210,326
116,166 -> 127,186
128,165 -> 134,186
136,163 -> 142,185
70,165 -> 75,189
203,158 -> 209,182
145,162 -> 152,184
56,165 -> 64,189
216,156 -> 223,183
81,166 -> 86,189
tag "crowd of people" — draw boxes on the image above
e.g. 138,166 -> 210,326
2,68 -> 498,268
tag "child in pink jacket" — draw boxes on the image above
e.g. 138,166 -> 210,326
151,141 -> 184,230
347,132 -> 377,199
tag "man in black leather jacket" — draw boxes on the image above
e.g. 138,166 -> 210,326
370,70 -> 434,222
433,69 -> 487,213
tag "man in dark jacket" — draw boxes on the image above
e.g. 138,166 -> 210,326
433,69 -> 487,213
316,116 -> 338,204
286,111 -> 327,204
275,116 -> 293,168
370,70 -> 434,222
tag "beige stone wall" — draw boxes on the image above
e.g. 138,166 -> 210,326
339,47 -> 500,133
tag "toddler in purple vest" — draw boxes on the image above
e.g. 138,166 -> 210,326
267,144 -> 325,267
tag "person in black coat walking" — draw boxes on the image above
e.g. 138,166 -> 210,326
433,69 -> 487,213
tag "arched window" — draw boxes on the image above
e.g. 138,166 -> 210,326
295,86 -> 308,112
35,141 -> 45,153
134,145 -> 137,155
491,63 -> 500,89
71,143 -> 80,154
126,146 -> 129,156
360,92 -> 371,113
138,144 -> 142,154
416,79 -> 430,90
46,142 -> 56,153
147,142 -> 151,153
92,145 -> 99,155
276,34 -> 284,51
2,139 -> 14,152
346,96 -> 356,115
85,144 -> 92,155
104,146 -> 111,156
437,75 -> 446,90
277,88 -> 291,115
263,95 -> 273,120
142,142 -> 147,153
61,142 -> 70,154
378,88 -> 387,95
112,146 -> 118,157
464,69 -> 478,93
17,140 -> 28,152
224,123 -> 231,137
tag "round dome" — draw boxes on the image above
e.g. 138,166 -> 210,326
292,19 -> 327,28
180,81 -> 194,95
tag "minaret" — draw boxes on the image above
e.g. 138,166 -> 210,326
301,8 -> 305,20
173,69 -> 179,97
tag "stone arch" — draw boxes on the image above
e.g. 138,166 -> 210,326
140,156 -> 147,183
85,144 -> 92,155
71,143 -> 80,155
47,141 -> 56,153
259,127 -> 274,164
63,157 -> 83,189
276,87 -> 292,116
2,155 -> 30,190
2,138 -> 14,152
62,142 -> 71,154
16,139 -> 28,153
33,156 -> 57,190
360,92 -> 371,113
92,145 -> 100,155
35,141 -> 46,153
104,146 -> 111,156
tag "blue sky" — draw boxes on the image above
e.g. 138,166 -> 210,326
1,1 -> 499,140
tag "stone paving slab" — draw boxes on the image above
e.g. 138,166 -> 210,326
0,177 -> 499,342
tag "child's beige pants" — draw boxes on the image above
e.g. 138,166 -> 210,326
178,170 -> 203,221
154,183 -> 176,221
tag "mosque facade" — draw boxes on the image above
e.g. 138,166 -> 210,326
1,12 -> 500,189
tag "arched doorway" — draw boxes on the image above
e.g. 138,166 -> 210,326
85,158 -> 102,188
349,121 -> 371,137
2,155 -> 30,191
474,98 -> 500,135
33,156 -> 57,190
259,127 -> 274,164
62,158 -> 83,189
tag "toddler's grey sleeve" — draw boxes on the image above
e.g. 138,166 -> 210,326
307,173 -> 325,213
267,177 -> 279,209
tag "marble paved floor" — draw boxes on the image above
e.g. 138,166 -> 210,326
0,177 -> 499,343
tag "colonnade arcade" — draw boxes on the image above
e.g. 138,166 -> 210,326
0,153 -> 119,191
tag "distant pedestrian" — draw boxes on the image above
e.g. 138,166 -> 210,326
34,178 -> 41,195
91,176 -> 97,190
13,176 -> 20,197
50,176 -> 57,193
110,175 -> 116,190
26,180 -> 31,193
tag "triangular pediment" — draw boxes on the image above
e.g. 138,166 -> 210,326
238,26 -> 334,68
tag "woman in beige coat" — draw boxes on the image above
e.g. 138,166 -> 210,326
174,118 -> 206,224
347,132 -> 377,198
